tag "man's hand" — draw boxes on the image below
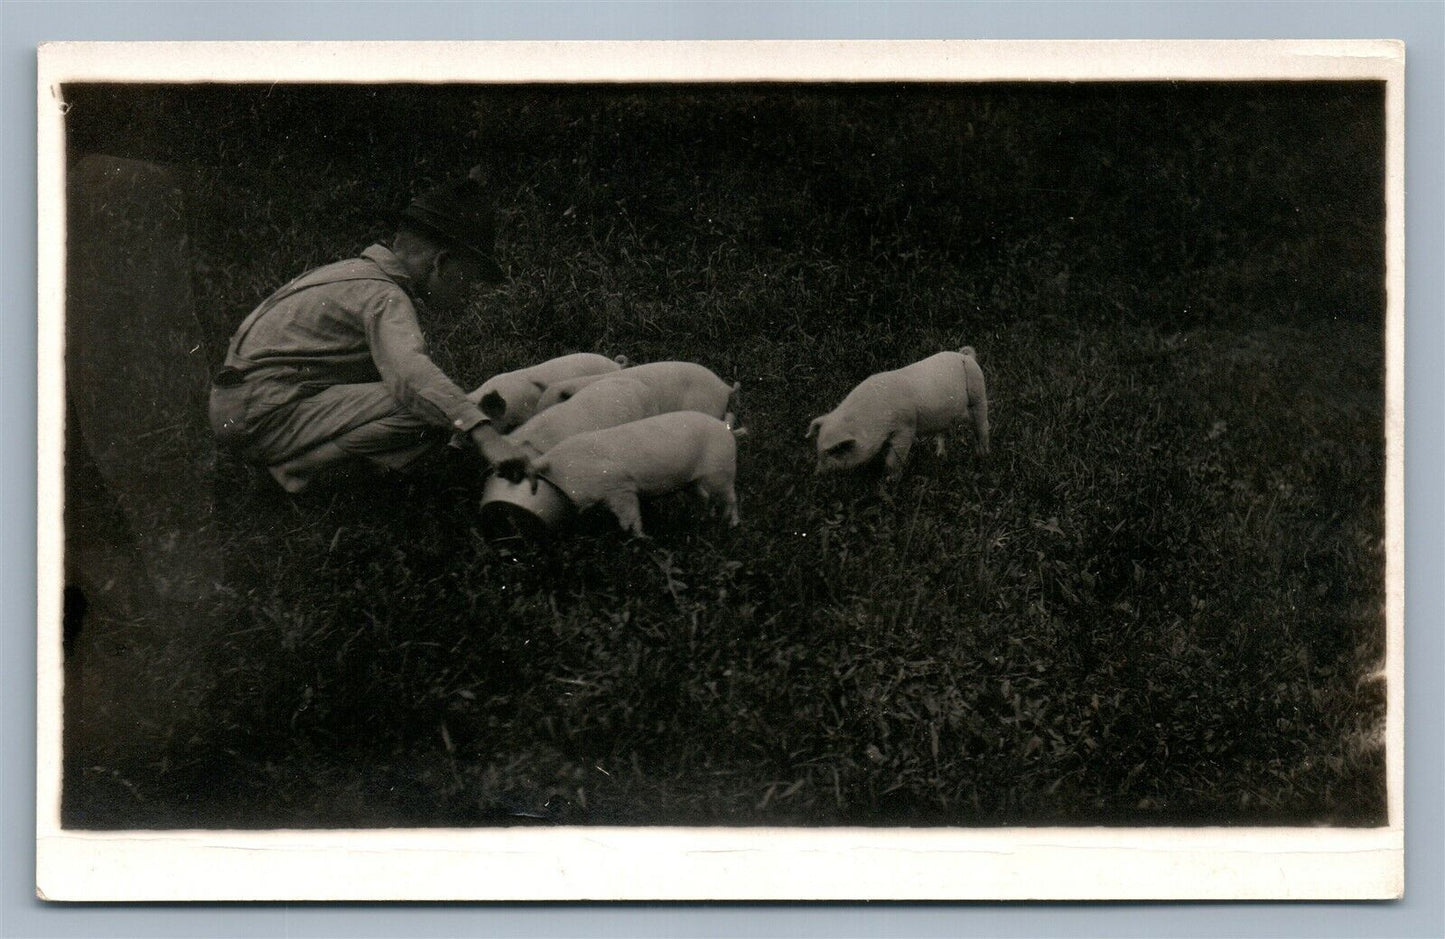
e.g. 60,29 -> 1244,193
469,422 -> 536,484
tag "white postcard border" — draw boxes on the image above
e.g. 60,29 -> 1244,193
35,39 -> 1405,902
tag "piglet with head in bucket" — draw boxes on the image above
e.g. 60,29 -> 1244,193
529,411 -> 740,537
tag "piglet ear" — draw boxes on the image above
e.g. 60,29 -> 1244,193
827,438 -> 857,455
805,417 -> 823,441
479,389 -> 508,420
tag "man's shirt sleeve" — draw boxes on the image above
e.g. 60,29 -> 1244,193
363,289 -> 489,434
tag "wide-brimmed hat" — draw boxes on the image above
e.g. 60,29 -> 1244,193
399,168 -> 504,282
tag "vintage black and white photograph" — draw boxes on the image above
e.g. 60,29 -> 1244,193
37,41 -> 1403,900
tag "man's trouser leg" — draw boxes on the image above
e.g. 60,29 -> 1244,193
218,381 -> 447,491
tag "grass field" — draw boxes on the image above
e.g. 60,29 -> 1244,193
61,82 -> 1386,827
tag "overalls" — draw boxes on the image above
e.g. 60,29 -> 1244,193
207,260 -> 443,472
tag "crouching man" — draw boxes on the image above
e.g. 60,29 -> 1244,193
208,170 -> 534,493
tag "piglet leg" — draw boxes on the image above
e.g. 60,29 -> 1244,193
604,490 -> 646,537
882,427 -> 915,480
970,396 -> 990,457
695,476 -> 741,527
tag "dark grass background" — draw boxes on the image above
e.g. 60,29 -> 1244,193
60,80 -> 1386,828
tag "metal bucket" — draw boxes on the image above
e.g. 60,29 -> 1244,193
479,474 -> 575,541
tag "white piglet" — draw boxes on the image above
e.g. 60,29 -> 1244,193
532,411 -> 740,537
538,361 -> 739,421
808,346 -> 990,478
534,371 -> 613,413
508,377 -> 660,457
467,352 -> 628,431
